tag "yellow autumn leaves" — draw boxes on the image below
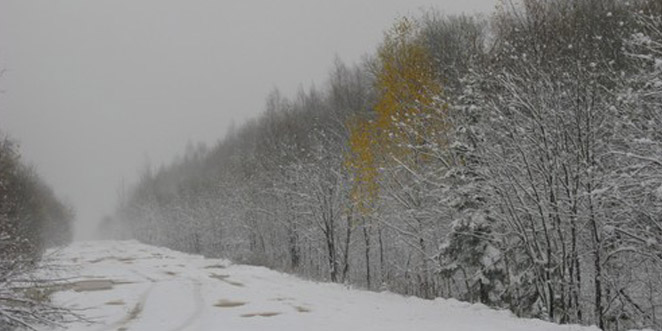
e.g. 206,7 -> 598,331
345,18 -> 448,214
346,119 -> 379,214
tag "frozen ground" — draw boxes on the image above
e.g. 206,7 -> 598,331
40,241 -> 600,331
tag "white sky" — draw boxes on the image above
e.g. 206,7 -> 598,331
0,0 -> 498,239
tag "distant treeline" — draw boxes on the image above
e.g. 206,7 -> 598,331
112,1 -> 662,330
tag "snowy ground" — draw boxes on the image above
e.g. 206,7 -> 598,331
40,241 -> 600,331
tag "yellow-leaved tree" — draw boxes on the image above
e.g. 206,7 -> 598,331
346,17 -> 447,212
373,17 -> 446,162
345,16 -> 448,294
345,118 -> 379,215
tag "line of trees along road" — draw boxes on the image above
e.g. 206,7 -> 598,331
0,132 -> 75,328
112,1 -> 662,330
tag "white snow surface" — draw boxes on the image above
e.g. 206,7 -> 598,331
41,240 -> 600,331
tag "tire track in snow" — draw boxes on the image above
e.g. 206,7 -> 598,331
168,279 -> 204,331
96,282 -> 155,331
95,267 -> 158,331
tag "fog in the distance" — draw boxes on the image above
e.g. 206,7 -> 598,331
0,0 -> 498,239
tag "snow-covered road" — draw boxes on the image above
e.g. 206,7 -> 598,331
43,241 -> 599,331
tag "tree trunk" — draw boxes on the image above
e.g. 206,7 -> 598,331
288,219 -> 300,269
341,213 -> 352,283
378,224 -> 385,286
324,220 -> 338,283
589,190 -> 604,330
363,222 -> 372,290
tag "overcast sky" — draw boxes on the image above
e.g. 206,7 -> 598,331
0,0 -> 498,239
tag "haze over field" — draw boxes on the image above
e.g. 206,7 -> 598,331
0,0 -> 498,238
